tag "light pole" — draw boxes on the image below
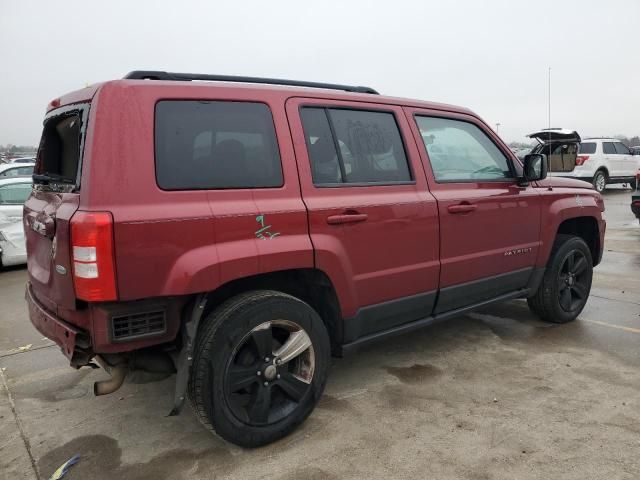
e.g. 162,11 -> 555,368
495,123 -> 501,135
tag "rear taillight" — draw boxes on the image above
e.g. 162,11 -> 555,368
575,155 -> 589,166
70,211 -> 117,302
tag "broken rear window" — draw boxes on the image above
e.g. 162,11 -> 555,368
35,107 -> 87,188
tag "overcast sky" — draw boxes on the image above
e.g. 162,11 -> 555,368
1,0 -> 638,146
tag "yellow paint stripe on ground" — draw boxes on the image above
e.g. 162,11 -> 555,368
582,319 -> 640,334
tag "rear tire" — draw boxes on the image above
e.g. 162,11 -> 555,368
527,235 -> 593,323
592,170 -> 607,193
188,290 -> 330,448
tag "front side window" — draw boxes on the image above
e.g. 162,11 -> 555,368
603,142 -> 616,154
0,183 -> 32,204
155,101 -> 283,190
300,107 -> 412,185
614,142 -> 630,155
416,116 -> 512,181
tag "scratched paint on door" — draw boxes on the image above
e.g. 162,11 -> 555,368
255,215 -> 280,240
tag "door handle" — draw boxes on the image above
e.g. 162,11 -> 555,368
326,212 -> 368,225
448,203 -> 477,214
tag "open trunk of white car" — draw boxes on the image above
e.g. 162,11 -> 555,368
528,129 -> 581,173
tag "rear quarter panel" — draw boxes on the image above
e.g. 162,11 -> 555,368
83,81 -> 313,301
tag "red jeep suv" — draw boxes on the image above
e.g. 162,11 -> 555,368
25,71 -> 605,447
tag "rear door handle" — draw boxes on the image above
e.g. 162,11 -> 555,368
447,203 -> 477,214
326,212 -> 368,225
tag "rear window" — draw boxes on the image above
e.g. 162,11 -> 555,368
155,101 -> 283,190
578,142 -> 596,154
36,110 -> 84,186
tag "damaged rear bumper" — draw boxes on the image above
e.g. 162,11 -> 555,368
25,283 -> 92,367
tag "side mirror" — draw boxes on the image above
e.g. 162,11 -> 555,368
520,153 -> 547,185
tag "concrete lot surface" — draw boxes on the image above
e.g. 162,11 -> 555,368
1,189 -> 639,480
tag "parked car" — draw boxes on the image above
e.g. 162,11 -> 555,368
0,177 -> 32,267
11,157 -> 36,164
630,146 -> 640,156
0,162 -> 34,178
0,177 -> 32,225
26,71 -> 605,448
632,169 -> 640,223
0,220 -> 27,267
528,129 -> 640,193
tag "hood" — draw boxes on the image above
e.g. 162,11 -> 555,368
528,129 -> 581,144
535,177 -> 594,190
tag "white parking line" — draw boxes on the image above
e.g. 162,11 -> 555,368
582,319 -> 640,335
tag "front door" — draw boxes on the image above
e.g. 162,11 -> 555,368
613,141 -> 637,178
405,108 -> 542,313
286,97 -> 440,341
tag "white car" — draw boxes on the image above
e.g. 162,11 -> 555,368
0,220 -> 27,267
528,129 -> 640,193
0,178 -> 32,267
10,157 -> 36,164
0,162 -> 34,178
0,177 -> 32,223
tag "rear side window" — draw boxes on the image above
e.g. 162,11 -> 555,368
155,101 -> 283,190
614,142 -> 630,155
416,116 -> 512,181
36,111 -> 83,185
300,107 -> 411,185
578,142 -> 596,154
603,142 -> 616,154
0,183 -> 32,204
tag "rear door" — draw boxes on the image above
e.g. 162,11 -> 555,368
286,97 -> 440,341
406,108 -> 542,313
24,104 -> 88,310
602,141 -> 619,176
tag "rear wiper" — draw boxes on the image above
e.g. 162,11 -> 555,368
32,173 -> 74,184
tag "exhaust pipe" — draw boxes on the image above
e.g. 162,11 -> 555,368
94,356 -> 128,396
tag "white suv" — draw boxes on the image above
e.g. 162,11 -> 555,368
528,129 -> 640,193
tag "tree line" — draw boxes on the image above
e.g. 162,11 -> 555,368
1,145 -> 38,153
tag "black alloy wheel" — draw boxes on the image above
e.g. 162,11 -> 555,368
224,320 -> 315,426
557,249 -> 589,313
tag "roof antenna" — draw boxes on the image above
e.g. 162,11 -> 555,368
547,67 -> 551,143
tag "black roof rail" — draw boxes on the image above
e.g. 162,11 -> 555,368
123,70 -> 379,95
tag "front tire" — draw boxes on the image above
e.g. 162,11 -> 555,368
592,170 -> 607,193
527,235 -> 593,323
188,290 -> 330,448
